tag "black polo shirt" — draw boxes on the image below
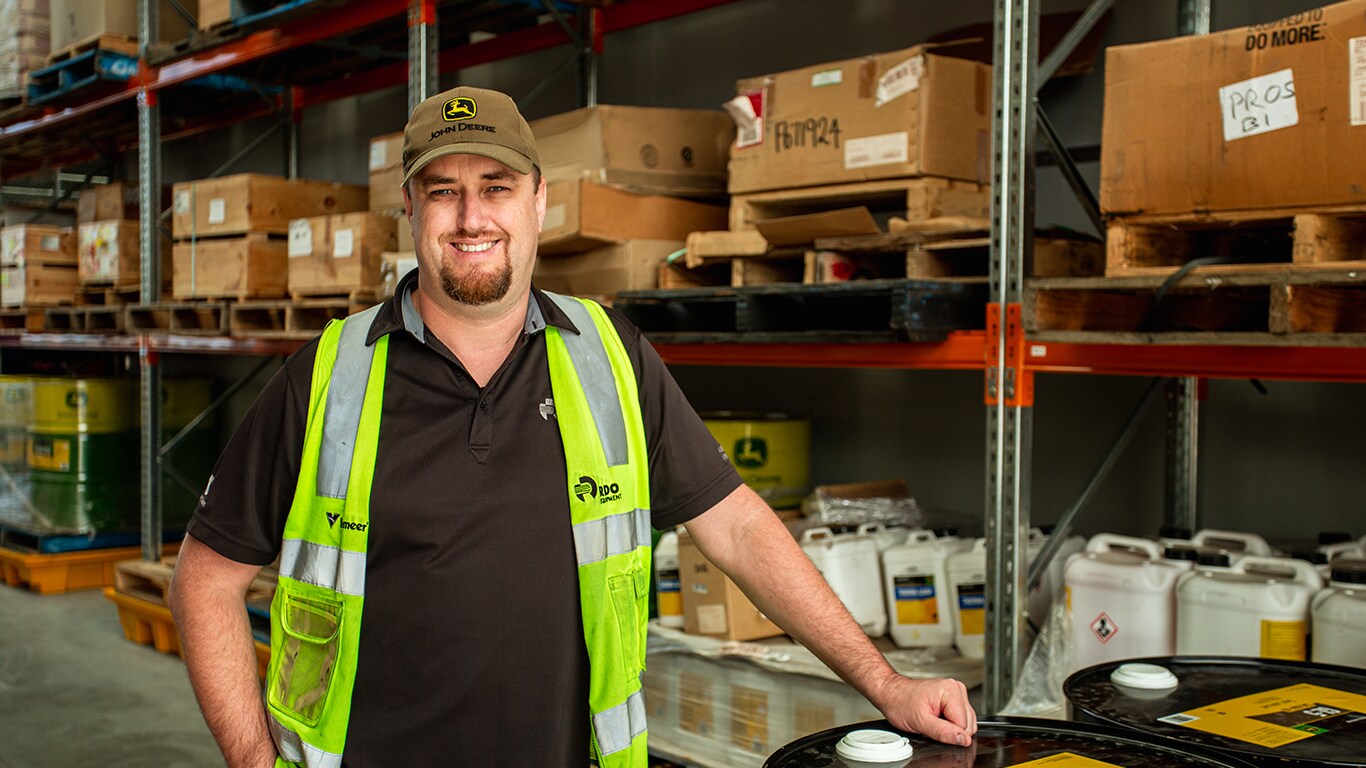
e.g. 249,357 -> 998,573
187,270 -> 741,767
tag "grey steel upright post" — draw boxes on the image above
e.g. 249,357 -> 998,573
985,0 -> 1039,712
578,8 -> 598,108
408,0 -> 439,115
138,0 -> 162,562
1165,0 -> 1210,533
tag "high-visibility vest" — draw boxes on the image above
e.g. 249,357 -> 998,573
265,293 -> 652,768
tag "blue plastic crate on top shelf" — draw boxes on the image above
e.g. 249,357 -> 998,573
26,49 -> 278,108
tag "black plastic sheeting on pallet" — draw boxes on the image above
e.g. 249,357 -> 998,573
614,279 -> 988,344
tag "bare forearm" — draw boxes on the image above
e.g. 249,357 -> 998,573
169,539 -> 277,767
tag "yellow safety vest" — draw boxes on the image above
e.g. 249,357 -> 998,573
265,293 -> 652,767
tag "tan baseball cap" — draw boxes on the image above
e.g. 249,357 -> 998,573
402,86 -> 540,184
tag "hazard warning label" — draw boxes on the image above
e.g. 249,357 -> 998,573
1090,613 -> 1118,644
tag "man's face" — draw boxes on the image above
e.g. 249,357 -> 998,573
403,153 -> 545,310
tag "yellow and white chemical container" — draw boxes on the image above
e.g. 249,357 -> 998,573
1065,533 -> 1184,672
1310,560 -> 1366,667
655,529 -> 684,628
800,527 -> 886,637
703,413 -> 810,510
946,538 -> 987,659
1175,555 -> 1323,661
1028,526 -> 1084,625
882,530 -> 957,648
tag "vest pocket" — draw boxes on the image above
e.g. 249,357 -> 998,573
273,591 -> 343,725
608,574 -> 642,678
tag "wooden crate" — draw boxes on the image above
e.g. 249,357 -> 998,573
287,211 -> 397,296
76,181 -> 137,223
171,173 -> 368,239
0,261 -> 78,307
77,219 -> 172,288
0,224 -> 73,267
728,177 -> 990,232
172,232 -> 288,300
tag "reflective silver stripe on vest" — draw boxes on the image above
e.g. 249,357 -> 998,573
543,292 -> 628,467
593,687 -> 648,756
317,304 -> 383,499
269,712 -> 343,768
279,538 -> 366,597
572,507 -> 651,567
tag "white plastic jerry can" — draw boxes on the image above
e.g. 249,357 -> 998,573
1029,527 -> 1086,626
946,538 -> 987,659
1065,533 -> 1184,672
1176,555 -> 1324,661
1312,560 -> 1366,667
801,527 -> 887,637
857,522 -> 911,553
882,530 -> 957,648
1191,528 -> 1276,557
655,529 -> 684,628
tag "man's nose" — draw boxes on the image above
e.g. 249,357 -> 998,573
457,192 -> 490,232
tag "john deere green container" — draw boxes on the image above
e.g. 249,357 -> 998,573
27,378 -> 139,533
160,378 -> 215,528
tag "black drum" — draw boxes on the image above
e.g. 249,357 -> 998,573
1064,656 -> 1366,767
763,715 -> 1257,768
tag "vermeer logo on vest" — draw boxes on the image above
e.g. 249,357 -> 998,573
573,475 -> 622,504
326,512 -> 368,531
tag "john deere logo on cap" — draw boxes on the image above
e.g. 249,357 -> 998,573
444,97 -> 476,122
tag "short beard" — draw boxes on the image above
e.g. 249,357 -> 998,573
438,254 -> 512,306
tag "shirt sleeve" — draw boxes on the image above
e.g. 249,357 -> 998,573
607,310 -> 743,530
185,342 -> 317,566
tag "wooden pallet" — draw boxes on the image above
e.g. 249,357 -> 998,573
229,298 -> 355,338
40,305 -> 126,333
124,302 -> 229,335
1026,265 -> 1366,345
113,557 -> 178,605
729,177 -> 990,232
0,544 -> 148,594
76,284 -> 142,306
0,308 -> 46,332
615,279 -> 987,344
1106,204 -> 1366,277
46,34 -> 140,65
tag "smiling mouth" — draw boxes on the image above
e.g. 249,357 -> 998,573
452,241 -> 497,253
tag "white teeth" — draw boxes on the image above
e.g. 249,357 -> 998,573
454,241 -> 494,253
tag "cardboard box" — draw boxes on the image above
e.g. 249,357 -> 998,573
380,251 -> 417,298
531,105 -> 735,197
1,224 -> 73,267
533,239 -> 681,295
172,174 -> 368,239
173,233 -> 288,299
1,262 -> 77,307
1101,0 -> 1366,215
678,530 -> 784,641
77,182 -> 137,224
727,45 -> 992,194
49,0 -> 193,52
77,220 -> 171,287
368,132 -> 406,213
197,0 -> 231,30
287,212 -> 398,296
541,180 -> 727,255
0,0 -> 51,99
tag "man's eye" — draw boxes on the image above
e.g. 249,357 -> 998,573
486,185 -> 510,194
430,188 -> 453,196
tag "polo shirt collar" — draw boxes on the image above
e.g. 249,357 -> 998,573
364,267 -> 580,346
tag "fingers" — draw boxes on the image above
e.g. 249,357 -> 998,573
918,679 -> 977,746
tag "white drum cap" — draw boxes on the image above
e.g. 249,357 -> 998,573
835,729 -> 915,762
1111,663 -> 1179,690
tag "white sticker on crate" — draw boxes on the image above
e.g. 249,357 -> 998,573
369,141 -> 387,171
875,55 -> 925,107
40,235 -> 59,252
1351,37 -> 1366,127
288,220 -> 312,258
1218,69 -> 1298,141
811,69 -> 843,88
333,228 -> 354,259
174,190 -> 189,214
543,203 -> 567,232
845,132 -> 909,169
207,198 -> 227,225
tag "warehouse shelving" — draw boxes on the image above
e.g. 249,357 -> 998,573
3,0 -> 1363,721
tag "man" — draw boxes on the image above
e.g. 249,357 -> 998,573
169,86 -> 976,768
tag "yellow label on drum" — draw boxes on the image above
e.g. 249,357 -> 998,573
28,435 -> 71,472
1011,753 -> 1122,768
1157,683 -> 1366,748
704,415 -> 810,509
32,379 -> 136,433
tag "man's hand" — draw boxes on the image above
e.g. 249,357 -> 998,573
870,674 -> 977,746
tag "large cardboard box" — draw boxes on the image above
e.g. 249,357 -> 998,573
0,0 -> 50,100
1101,1 -> 1366,215
727,45 -> 992,194
49,0 -> 193,52
172,174 -> 368,239
368,132 -> 406,213
287,212 -> 398,296
533,239 -> 681,295
541,180 -> 726,255
531,105 -> 735,197
173,233 -> 288,299
678,530 -> 783,642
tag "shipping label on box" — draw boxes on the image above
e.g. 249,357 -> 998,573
1101,0 -> 1366,215
727,45 -> 991,194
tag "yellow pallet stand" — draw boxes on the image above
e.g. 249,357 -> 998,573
102,585 -> 272,681
0,544 -> 147,594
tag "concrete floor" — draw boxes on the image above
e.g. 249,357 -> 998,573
0,585 -> 222,768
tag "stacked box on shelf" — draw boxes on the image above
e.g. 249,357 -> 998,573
170,174 -> 368,300
527,106 -> 734,295
77,220 -> 171,292
0,224 -> 76,307
47,0 -> 192,54
287,211 -> 397,298
76,181 -> 137,224
0,0 -> 50,101
366,133 -> 416,296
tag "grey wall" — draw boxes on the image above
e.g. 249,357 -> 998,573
159,0 -> 1361,546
